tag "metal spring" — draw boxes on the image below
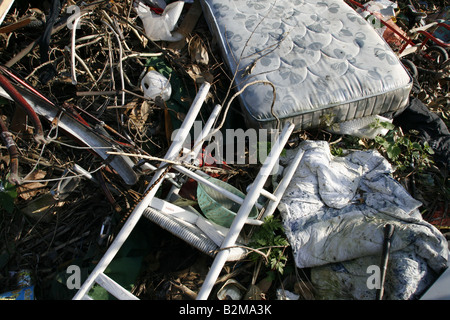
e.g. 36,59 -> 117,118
117,164 -> 173,228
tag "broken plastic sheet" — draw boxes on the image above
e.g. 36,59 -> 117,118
326,115 -> 393,139
278,140 -> 448,299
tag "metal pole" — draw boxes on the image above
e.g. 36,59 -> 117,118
376,223 -> 394,300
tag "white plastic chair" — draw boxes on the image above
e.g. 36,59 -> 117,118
72,82 -> 304,300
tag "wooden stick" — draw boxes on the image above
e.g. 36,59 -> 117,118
0,17 -> 34,34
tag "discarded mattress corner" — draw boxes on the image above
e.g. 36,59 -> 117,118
277,140 -> 448,300
200,0 -> 413,131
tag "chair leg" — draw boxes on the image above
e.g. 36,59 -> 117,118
196,122 -> 295,300
73,82 -> 211,300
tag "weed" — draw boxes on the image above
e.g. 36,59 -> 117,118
248,215 -> 290,276
330,120 -> 435,176
372,121 -> 435,174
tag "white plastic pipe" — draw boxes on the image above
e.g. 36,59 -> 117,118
187,104 -> 222,166
73,82 -> 211,300
196,122 -> 294,300
246,183 -> 278,202
262,147 -> 305,219
0,0 -> 15,26
165,103 -> 222,200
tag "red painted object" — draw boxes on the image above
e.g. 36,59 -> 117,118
345,0 -> 449,56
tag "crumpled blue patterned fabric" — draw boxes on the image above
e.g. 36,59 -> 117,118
278,140 -> 448,299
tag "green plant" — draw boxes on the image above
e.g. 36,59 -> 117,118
319,112 -> 336,128
330,134 -> 364,157
373,122 -> 435,173
248,215 -> 290,276
0,175 -> 17,213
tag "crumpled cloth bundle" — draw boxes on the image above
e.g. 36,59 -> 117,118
278,140 -> 448,300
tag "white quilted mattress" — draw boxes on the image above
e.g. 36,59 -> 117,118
200,0 -> 413,130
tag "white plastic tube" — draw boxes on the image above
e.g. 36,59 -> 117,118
186,104 -> 223,166
73,82 -> 211,300
261,147 -> 305,219
196,122 -> 294,300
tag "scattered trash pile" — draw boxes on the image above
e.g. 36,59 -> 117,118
0,0 -> 448,300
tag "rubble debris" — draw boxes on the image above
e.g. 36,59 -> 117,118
0,65 -> 139,186
0,69 -> 45,144
0,113 -> 19,184
216,278 -> 246,300
0,269 -> 34,300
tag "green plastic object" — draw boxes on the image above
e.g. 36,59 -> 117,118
197,176 -> 258,228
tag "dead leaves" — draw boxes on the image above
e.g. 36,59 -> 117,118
185,64 -> 214,84
16,169 -> 47,201
184,35 -> 214,84
188,35 -> 209,65
127,100 -> 154,132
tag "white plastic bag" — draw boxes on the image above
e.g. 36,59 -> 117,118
356,1 -> 397,36
141,70 -> 172,101
135,0 -> 185,41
